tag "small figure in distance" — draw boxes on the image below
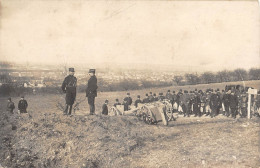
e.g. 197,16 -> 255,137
134,95 -> 142,108
18,96 -> 28,114
114,98 -> 121,107
7,97 -> 15,114
102,100 -> 109,115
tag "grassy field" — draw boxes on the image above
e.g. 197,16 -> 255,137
0,80 -> 259,168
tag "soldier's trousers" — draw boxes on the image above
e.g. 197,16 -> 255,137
193,104 -> 200,116
241,107 -> 247,117
64,105 -> 72,115
224,104 -> 230,116
88,97 -> 95,115
231,108 -> 237,118
211,107 -> 217,118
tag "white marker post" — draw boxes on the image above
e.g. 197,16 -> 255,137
247,88 -> 258,119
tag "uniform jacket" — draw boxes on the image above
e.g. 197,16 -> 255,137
124,97 -> 132,105
134,99 -> 142,108
165,93 -> 173,100
229,94 -> 238,109
143,97 -> 150,103
86,75 -> 98,97
114,102 -> 121,107
61,75 -> 77,93
210,94 -> 221,108
7,101 -> 15,112
102,104 -> 108,115
18,100 -> 28,110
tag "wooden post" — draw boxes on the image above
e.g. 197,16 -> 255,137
247,93 -> 251,119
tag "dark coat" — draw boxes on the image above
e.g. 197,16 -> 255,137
134,99 -> 142,108
62,75 -> 77,105
102,104 -> 108,115
86,76 -> 98,97
18,99 -> 28,113
210,94 -> 221,109
142,98 -> 150,103
229,94 -> 238,109
124,97 -> 132,106
7,101 -> 15,112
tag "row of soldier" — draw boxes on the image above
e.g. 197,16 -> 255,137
105,89 -> 260,119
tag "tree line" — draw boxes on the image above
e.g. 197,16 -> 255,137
173,68 -> 260,86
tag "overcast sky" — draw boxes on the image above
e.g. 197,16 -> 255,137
0,1 -> 259,71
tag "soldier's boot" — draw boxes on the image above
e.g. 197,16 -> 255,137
68,105 -> 73,116
64,105 -> 68,115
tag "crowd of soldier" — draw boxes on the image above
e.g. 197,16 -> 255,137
105,88 -> 260,119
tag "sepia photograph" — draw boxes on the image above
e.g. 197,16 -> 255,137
0,0 -> 259,167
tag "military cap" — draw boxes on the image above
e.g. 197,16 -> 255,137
153,93 -> 156,96
137,95 -> 140,98
116,98 -> 119,101
8,97 -> 11,101
159,93 -> 163,95
145,93 -> 148,96
149,92 -> 152,94
222,90 -> 225,92
105,99 -> 109,103
195,88 -> 197,91
168,90 -> 170,92
189,91 -> 192,93
69,68 -> 75,72
21,95 -> 24,98
89,69 -> 95,73
127,93 -> 130,95
172,91 -> 175,93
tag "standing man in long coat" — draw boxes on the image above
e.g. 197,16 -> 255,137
61,68 -> 77,115
86,69 -> 98,115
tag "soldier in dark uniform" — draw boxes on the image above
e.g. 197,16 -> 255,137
240,92 -> 248,118
193,92 -> 201,117
210,90 -> 221,118
102,100 -> 109,115
182,90 -> 190,117
148,92 -> 154,102
153,93 -> 159,102
229,91 -> 238,119
86,69 -> 98,115
114,99 -> 121,107
18,96 -> 28,113
158,93 -> 165,101
134,95 -> 142,108
123,93 -> 132,111
143,94 -> 150,103
223,90 -> 231,117
172,91 -> 177,107
62,68 -> 77,115
165,90 -> 173,102
7,98 -> 15,114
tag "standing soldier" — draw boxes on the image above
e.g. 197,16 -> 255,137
182,90 -> 190,117
240,92 -> 248,118
134,95 -> 142,108
165,90 -> 173,102
223,90 -> 231,117
148,92 -> 154,102
205,90 -> 212,116
123,93 -> 132,111
86,69 -> 98,115
153,93 -> 159,102
102,100 -> 109,115
229,91 -> 238,119
172,91 -> 177,109
7,98 -> 15,114
18,96 -> 28,114
143,94 -> 150,103
193,92 -> 201,117
114,99 -> 121,107
210,90 -> 221,118
200,91 -> 206,115
158,93 -> 165,101
62,68 -> 77,116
